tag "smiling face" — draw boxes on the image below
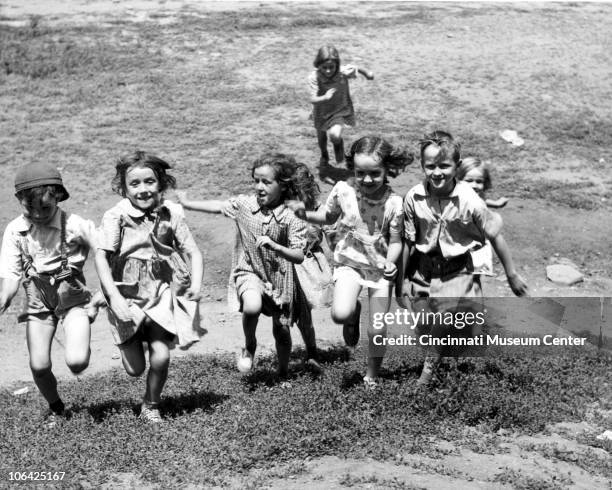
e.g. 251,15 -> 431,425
253,164 -> 283,208
461,167 -> 486,198
125,165 -> 161,211
18,186 -> 58,225
318,60 -> 338,79
422,145 -> 458,197
354,153 -> 387,198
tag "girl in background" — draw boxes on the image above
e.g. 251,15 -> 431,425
95,151 -> 203,423
309,45 -> 374,172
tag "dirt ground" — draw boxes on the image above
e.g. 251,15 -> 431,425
0,1 -> 610,488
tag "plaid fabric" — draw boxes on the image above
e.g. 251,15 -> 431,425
226,195 -> 307,326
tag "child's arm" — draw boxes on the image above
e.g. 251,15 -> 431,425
175,191 -> 230,214
286,200 -> 337,226
490,234 -> 528,296
255,236 -> 304,264
94,249 -> 133,322
0,278 -> 20,314
384,237 -> 402,280
486,197 -> 509,209
357,66 -> 374,80
310,89 -> 336,104
185,247 -> 203,301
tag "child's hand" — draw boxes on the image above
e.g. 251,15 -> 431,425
324,88 -> 337,100
184,286 -> 202,302
109,293 -> 132,322
256,235 -> 278,251
383,261 -> 398,281
286,200 -> 306,219
507,273 -> 528,297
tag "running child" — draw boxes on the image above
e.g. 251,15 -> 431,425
309,45 -> 374,171
0,163 -> 97,427
176,153 -> 312,377
95,151 -> 204,423
457,156 -> 516,277
288,136 -> 413,388
403,131 -> 528,386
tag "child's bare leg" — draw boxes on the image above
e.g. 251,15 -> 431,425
272,316 -> 292,377
143,321 -> 171,405
331,274 -> 362,347
63,307 -> 91,374
26,318 -> 62,410
296,307 -> 317,359
241,290 -> 262,356
328,124 -> 345,164
365,282 -> 392,380
118,336 -> 146,377
317,130 -> 329,164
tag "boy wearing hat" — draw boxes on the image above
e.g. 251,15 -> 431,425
0,162 -> 98,427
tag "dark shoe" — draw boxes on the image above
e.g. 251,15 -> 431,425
305,357 -> 324,374
343,301 -> 361,347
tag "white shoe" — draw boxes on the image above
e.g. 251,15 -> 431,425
140,404 -> 163,424
237,348 -> 254,373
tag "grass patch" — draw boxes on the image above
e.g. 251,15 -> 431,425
1,348 -> 609,486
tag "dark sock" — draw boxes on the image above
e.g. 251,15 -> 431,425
49,399 -> 65,415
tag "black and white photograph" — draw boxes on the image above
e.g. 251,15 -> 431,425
0,0 -> 610,488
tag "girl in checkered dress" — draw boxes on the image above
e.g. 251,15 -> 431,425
177,154 -> 317,377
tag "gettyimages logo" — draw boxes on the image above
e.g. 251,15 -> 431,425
364,297 -> 610,358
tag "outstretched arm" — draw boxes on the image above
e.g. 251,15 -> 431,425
176,191 -> 230,214
0,278 -> 20,315
490,234 -> 528,296
357,66 -> 374,80
286,200 -> 337,226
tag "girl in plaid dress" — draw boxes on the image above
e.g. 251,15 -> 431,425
177,154 -> 313,377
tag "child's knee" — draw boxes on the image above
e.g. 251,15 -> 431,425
149,352 -> 170,372
124,364 -> 146,377
331,304 -> 353,324
241,293 -> 262,317
67,359 -> 89,374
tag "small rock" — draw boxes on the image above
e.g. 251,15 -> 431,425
546,264 -> 584,286
13,387 -> 29,396
499,129 -> 524,147
112,353 -> 120,360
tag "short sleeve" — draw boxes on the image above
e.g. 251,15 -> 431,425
385,195 -> 404,240
222,197 -> 240,220
173,216 -> 200,257
403,192 -> 416,243
287,216 -> 307,251
0,224 -> 23,281
308,70 -> 320,98
323,183 -> 343,220
473,202 -> 503,240
97,207 -> 123,252
67,214 -> 97,249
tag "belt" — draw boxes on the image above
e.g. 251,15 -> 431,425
419,252 -> 471,278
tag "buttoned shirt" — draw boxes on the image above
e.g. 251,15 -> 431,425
403,180 -> 502,259
0,208 -> 95,281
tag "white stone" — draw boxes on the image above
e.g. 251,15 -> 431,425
546,264 -> 584,286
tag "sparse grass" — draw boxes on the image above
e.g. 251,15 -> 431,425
1,348 -> 610,487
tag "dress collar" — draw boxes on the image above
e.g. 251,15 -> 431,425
245,195 -> 287,218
